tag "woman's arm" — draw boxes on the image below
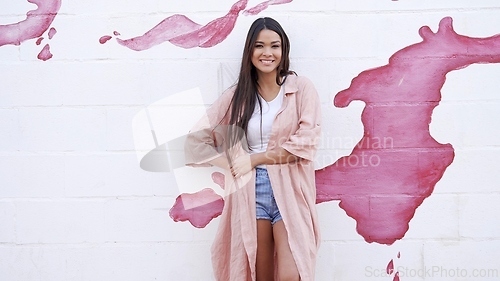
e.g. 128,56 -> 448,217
184,87 -> 234,167
279,77 -> 322,162
250,148 -> 297,166
208,155 -> 231,170
230,148 -> 297,178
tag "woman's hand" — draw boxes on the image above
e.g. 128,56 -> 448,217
230,153 -> 253,178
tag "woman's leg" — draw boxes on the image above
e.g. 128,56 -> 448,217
273,220 -> 300,281
256,219 -> 274,281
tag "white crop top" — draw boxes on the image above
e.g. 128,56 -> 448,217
246,85 -> 284,168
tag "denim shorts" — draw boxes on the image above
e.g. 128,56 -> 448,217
255,168 -> 282,225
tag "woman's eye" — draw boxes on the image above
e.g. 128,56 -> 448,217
272,45 -> 281,48
255,44 -> 263,48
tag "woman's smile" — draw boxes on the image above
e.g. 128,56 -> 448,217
252,29 -> 282,76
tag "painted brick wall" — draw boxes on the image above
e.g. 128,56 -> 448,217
1,1 -> 499,280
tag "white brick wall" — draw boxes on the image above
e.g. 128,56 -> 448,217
1,0 -> 499,280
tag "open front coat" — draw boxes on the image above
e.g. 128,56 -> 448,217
185,75 -> 321,281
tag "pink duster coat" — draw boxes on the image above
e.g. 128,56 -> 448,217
185,75 -> 321,280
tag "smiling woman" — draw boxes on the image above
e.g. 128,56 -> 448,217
184,17 -> 322,280
251,29 -> 283,94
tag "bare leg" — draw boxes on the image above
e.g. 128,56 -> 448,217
256,219 -> 274,281
273,220 -> 300,281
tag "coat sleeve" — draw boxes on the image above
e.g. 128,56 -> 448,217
184,87 -> 234,167
281,77 -> 322,162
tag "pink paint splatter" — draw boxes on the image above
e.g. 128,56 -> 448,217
169,173 -> 226,227
35,37 -> 44,45
113,31 -> 121,36
386,253 -> 401,280
397,252 -> 400,258
315,17 -> 500,244
108,0 -> 293,50
212,172 -> 226,189
115,0 -> 246,50
99,35 -> 113,44
387,259 -> 394,275
48,27 -> 57,39
169,188 -> 224,228
243,0 -> 293,16
37,44 -> 53,61
0,0 -> 61,47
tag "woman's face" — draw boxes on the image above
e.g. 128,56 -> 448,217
251,29 -> 282,77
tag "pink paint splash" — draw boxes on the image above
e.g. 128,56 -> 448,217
212,172 -> 226,189
0,0 -> 61,61
169,188 -> 224,228
115,0 -> 247,50
104,0 -> 293,50
315,17 -> 500,244
115,14 -> 204,50
394,252 -> 401,281
99,31 -> 121,44
387,259 -> 394,275
0,0 -> 61,47
386,252 -> 401,280
48,27 -> 57,39
99,35 -> 113,44
243,0 -> 293,16
37,44 -> 53,61
169,171 -> 227,227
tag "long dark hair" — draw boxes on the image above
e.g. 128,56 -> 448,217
227,17 -> 294,149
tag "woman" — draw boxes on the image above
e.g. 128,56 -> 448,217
185,17 -> 321,281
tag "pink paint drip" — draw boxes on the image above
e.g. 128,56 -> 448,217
110,0 -> 293,50
315,17 -> 500,244
99,35 -> 113,44
48,27 -> 57,39
0,0 -> 61,47
169,188 -> 224,228
37,44 -> 53,61
393,272 -> 400,281
35,37 -> 44,45
387,259 -> 394,275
